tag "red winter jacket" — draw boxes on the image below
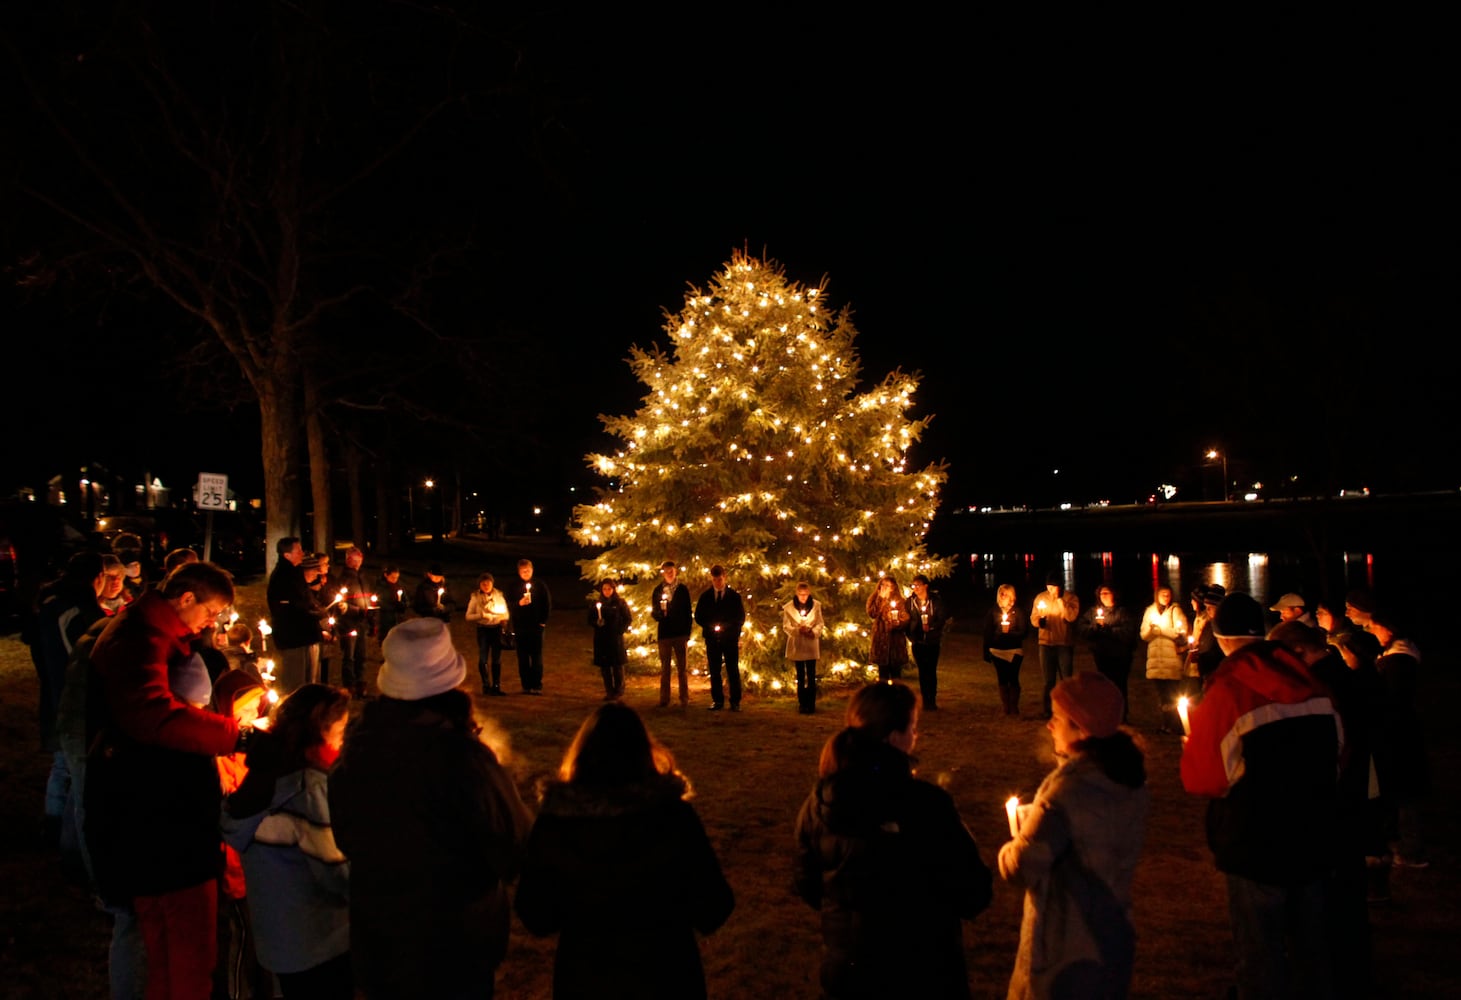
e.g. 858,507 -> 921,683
1181,641 -> 1342,885
86,591 -> 240,900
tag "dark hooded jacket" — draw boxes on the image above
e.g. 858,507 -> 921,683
795,736 -> 992,999
516,772 -> 733,1000
328,692 -> 532,997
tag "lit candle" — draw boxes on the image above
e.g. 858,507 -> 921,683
1000,611 -> 1010,632
396,589 -> 404,602
369,594 -> 378,604
1096,608 -> 1105,623
1005,796 -> 1020,838
1177,696 -> 1191,735
257,619 -> 272,652
327,616 -> 335,627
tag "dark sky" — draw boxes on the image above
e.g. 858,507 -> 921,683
5,9 -> 1454,509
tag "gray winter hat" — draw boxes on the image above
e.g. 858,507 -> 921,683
378,618 -> 466,700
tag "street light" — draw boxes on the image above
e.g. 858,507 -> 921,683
1205,448 -> 1228,501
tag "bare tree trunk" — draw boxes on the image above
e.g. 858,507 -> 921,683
374,460 -> 392,554
344,437 -> 367,551
304,374 -> 333,554
258,380 -> 304,574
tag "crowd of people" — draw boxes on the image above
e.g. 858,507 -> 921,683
22,541 -> 1432,998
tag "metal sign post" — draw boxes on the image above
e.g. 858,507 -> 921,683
197,473 -> 228,563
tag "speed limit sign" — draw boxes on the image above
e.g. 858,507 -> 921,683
197,473 -> 229,511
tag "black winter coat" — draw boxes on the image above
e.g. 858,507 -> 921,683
328,693 -> 532,997
795,739 -> 992,999
516,773 -> 733,1000
588,595 -> 632,667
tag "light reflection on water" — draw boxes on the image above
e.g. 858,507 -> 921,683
969,550 -> 1379,610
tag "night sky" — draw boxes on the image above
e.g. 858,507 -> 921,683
4,9 -> 1454,513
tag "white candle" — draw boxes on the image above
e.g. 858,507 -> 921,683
1005,796 -> 1020,838
1177,696 -> 1191,735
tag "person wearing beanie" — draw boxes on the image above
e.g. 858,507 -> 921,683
329,619 -> 532,999
1181,593 -> 1343,999
999,671 -> 1149,999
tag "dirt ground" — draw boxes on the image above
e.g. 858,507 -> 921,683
2,537 -> 1456,998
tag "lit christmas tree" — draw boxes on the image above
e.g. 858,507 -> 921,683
572,251 -> 950,693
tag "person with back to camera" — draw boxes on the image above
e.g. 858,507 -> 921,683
515,702 -> 734,999
795,682 -> 993,999
329,618 -> 532,999
999,671 -> 1149,999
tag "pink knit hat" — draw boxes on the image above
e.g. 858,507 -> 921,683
1050,671 -> 1124,739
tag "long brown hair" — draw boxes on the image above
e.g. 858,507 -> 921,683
559,702 -> 680,788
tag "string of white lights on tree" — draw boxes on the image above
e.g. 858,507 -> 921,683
571,251 -> 950,691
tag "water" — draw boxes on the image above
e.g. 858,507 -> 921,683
962,548 -> 1386,614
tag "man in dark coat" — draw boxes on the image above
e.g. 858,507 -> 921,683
694,565 -> 745,711
651,560 -> 693,707
333,546 -> 371,697
505,558 -> 551,693
266,536 -> 323,693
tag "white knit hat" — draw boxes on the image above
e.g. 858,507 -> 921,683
378,618 -> 466,700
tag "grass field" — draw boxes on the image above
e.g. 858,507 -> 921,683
2,536 -> 1455,998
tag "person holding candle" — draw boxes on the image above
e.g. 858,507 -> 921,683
334,547 -> 371,699
515,702 -> 733,999
907,574 -> 950,711
222,683 -> 352,998
865,575 -> 910,680
695,565 -> 746,711
506,558 -> 552,694
1185,584 -> 1226,686
466,572 -> 511,696
998,670 -> 1149,1000
267,537 -> 323,695
794,682 -> 992,999
651,560 -> 694,707
329,618 -> 532,999
588,578 -> 632,700
374,565 -> 406,641
85,561 -> 250,1000
1031,571 -> 1080,719
984,583 -> 1030,716
1076,585 -> 1138,722
1140,586 -> 1188,733
782,581 -> 826,714
1181,593 -> 1342,1000
412,564 -> 454,624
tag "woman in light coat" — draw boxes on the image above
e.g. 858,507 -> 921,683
999,672 -> 1149,1000
783,581 -> 826,714
1139,587 -> 1187,733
